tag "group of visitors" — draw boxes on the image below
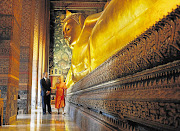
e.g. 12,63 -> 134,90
40,72 -> 67,115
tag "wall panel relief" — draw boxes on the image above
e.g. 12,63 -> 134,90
66,6 -> 180,131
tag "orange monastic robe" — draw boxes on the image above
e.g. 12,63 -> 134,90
55,82 -> 67,109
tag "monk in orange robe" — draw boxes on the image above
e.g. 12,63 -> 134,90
53,76 -> 67,114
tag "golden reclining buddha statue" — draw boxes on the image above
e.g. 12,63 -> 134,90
63,0 -> 180,88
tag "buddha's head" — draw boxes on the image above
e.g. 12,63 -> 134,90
63,10 -> 86,49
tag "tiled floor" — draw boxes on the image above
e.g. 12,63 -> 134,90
0,106 -> 80,131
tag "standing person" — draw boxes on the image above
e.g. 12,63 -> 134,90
40,72 -> 52,115
53,76 -> 67,114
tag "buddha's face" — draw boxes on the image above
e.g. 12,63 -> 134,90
63,19 -> 82,49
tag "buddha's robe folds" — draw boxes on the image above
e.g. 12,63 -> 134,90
65,68 -> 74,88
71,12 -> 102,82
90,0 -> 180,70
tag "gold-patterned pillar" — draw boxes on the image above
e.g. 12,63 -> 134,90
37,0 -> 50,107
0,0 -> 23,124
18,0 -> 35,114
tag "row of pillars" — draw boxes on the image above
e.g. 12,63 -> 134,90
0,0 -> 50,124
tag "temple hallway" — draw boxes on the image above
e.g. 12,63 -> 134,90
0,106 -> 80,131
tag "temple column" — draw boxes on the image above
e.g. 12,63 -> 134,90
18,0 -> 35,114
37,0 -> 45,108
31,0 -> 50,109
0,0 -> 23,124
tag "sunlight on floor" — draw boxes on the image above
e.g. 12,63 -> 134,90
0,106 -> 80,131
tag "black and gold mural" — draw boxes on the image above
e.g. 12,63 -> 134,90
49,11 -> 72,79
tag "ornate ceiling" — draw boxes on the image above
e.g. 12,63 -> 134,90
50,0 -> 108,12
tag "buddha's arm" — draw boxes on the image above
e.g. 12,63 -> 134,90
77,12 -> 102,46
70,13 -> 102,82
71,42 -> 90,83
84,12 -> 102,30
71,63 -> 88,82
72,62 -> 90,82
65,67 -> 74,88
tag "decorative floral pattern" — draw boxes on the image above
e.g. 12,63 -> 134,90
49,11 -> 72,78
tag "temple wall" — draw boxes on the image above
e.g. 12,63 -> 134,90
0,0 -> 23,124
49,11 -> 72,79
66,7 -> 180,131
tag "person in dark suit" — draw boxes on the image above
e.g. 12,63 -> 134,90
40,72 -> 52,115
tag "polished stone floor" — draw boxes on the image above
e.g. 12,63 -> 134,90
0,106 -> 80,131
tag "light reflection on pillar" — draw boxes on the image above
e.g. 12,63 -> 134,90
37,31 -> 43,108
31,27 -> 39,110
